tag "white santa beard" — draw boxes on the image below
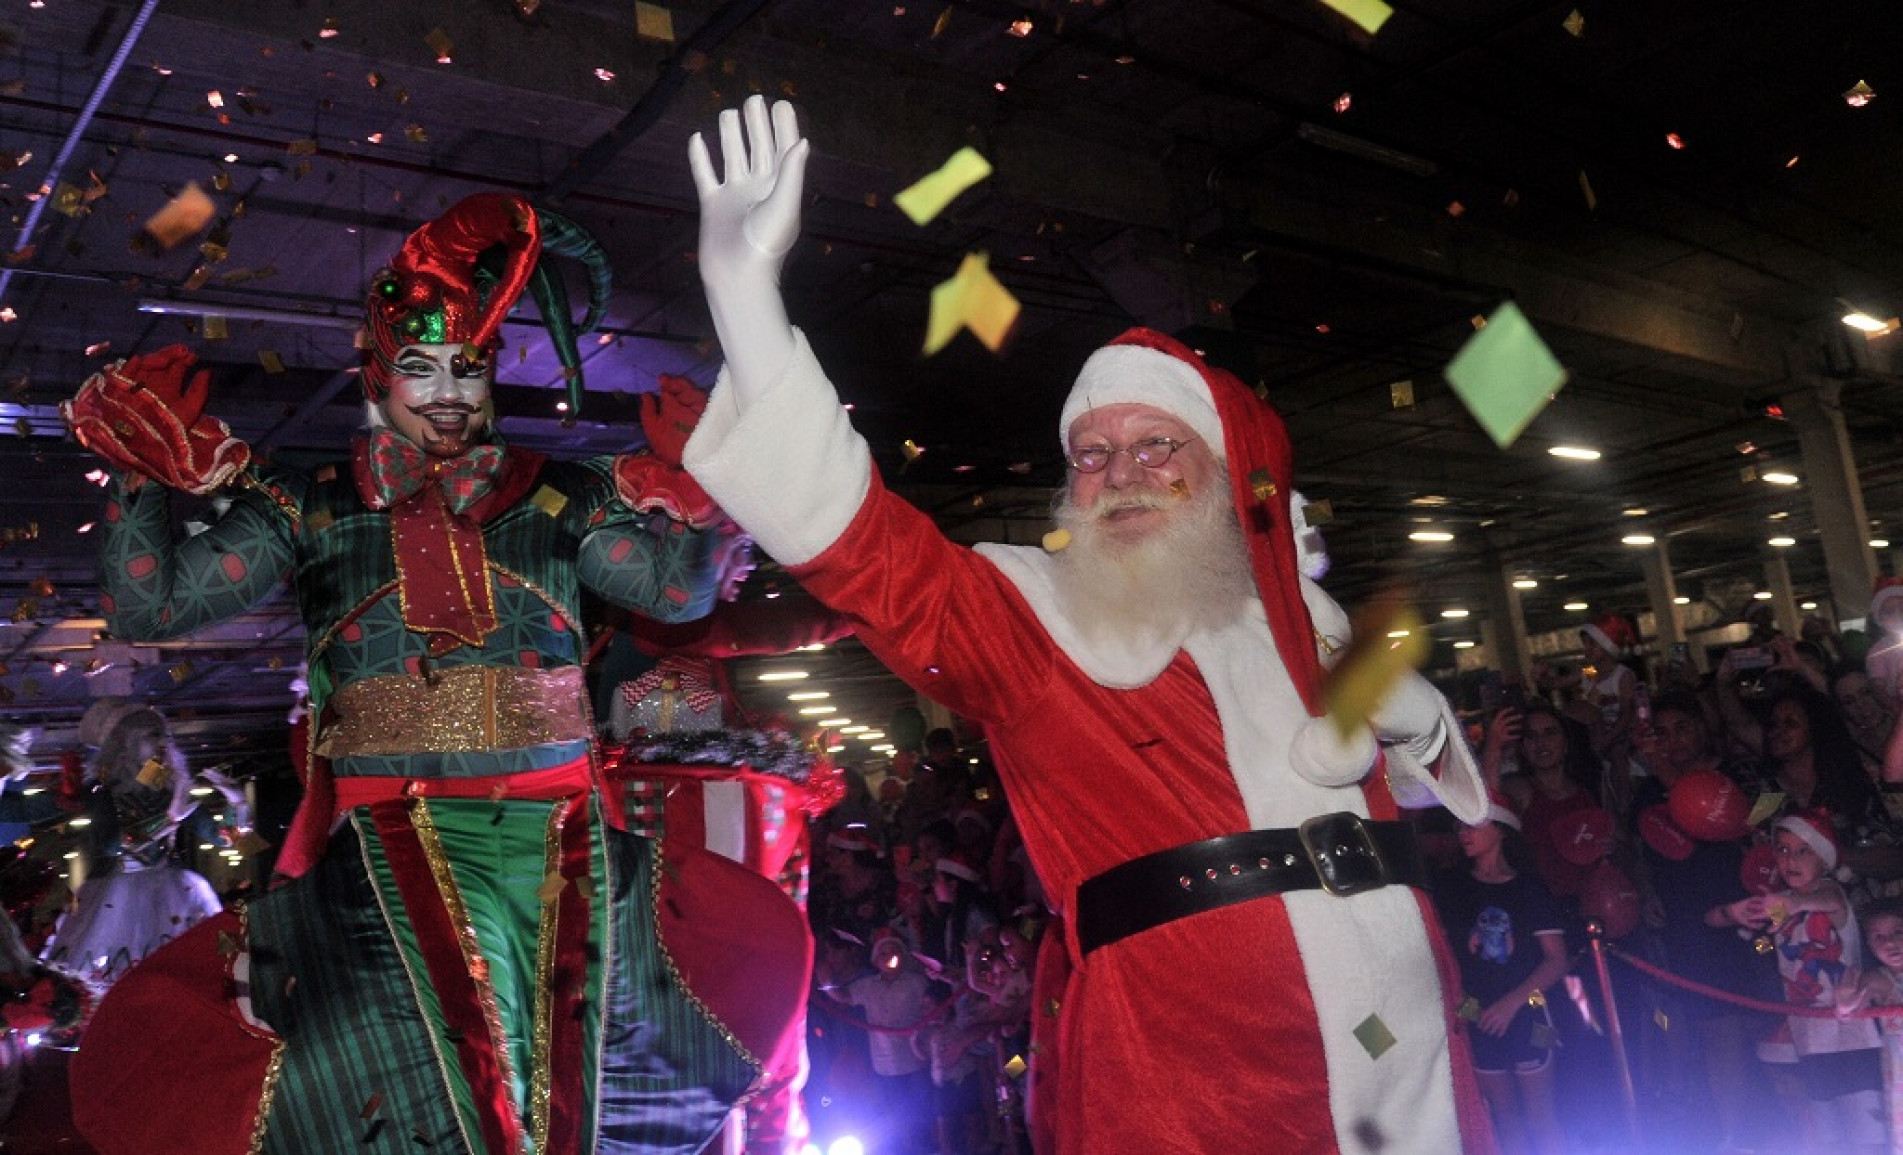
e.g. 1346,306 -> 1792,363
1048,477 -> 1256,653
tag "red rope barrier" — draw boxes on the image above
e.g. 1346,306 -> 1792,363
1606,944 -> 1903,1020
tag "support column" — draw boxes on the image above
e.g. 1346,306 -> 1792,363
1763,552 -> 1802,638
1888,547 -> 1903,578
1639,539 -> 1695,669
1482,560 -> 1532,687
1782,378 -> 1879,623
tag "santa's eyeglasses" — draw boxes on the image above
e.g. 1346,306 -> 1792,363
1065,436 -> 1198,474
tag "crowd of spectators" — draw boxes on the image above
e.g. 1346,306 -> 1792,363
802,607 -> 1903,1153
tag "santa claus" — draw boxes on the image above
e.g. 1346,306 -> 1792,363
681,98 -> 1494,1153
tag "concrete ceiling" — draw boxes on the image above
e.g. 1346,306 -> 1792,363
3,0 -> 1903,774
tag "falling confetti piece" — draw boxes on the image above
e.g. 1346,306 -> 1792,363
1319,0 -> 1393,36
1746,791 -> 1784,827
206,90 -> 224,109
635,2 -> 676,42
258,350 -> 286,374
84,340 -> 111,356
405,123 -> 429,143
1577,169 -> 1597,211
1389,380 -> 1415,409
1041,528 -> 1071,552
319,17 -> 339,38
1444,301 -> 1568,449
425,27 -> 454,63
1323,597 -> 1429,741
1845,79 -> 1876,107
1003,1054 -> 1027,1077
0,309 -> 15,324
893,146 -> 994,226
901,439 -> 925,463
50,183 -> 87,218
1446,200 -> 1464,218
1333,92 -> 1352,113
932,6 -> 952,37
169,662 -> 194,683
1457,996 -> 1481,1022
1353,1013 -> 1397,1059
1562,8 -> 1584,36
1654,1008 -> 1670,1032
360,1094 -> 384,1121
1303,500 -> 1335,526
142,182 -> 217,250
531,485 -> 568,517
201,314 -> 229,340
924,252 -> 1020,355
1665,132 -> 1685,150
136,756 -> 171,789
538,872 -> 567,903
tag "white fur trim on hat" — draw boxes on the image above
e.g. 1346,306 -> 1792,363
1580,624 -> 1618,655
1872,583 -> 1903,627
1486,801 -> 1522,831
1775,814 -> 1839,871
935,856 -> 981,883
1059,343 -> 1225,460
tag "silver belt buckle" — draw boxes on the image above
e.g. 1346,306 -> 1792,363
1298,811 -> 1387,897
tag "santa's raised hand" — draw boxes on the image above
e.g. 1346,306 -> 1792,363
688,96 -> 809,404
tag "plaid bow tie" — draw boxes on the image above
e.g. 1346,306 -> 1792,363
622,656 -> 722,714
365,427 -> 505,514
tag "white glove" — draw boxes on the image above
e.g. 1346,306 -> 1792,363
1372,672 -> 1449,764
687,96 -> 811,406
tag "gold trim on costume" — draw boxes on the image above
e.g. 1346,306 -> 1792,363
318,665 -> 591,758
645,834 -> 764,1078
235,903 -> 289,1155
529,803 -> 563,1150
408,798 -> 523,1116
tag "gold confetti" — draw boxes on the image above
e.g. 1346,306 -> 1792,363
901,439 -> 925,464
424,27 -> 454,62
893,147 -> 994,226
136,756 -> 171,789
216,932 -> 243,957
1003,1054 -> 1027,1077
1746,791 -> 1785,827
50,182 -> 87,218
1456,996 -> 1481,1022
1324,596 -> 1429,740
530,485 -> 568,517
1562,8 -> 1584,37
923,252 -> 1020,355
405,123 -> 429,144
1389,380 -> 1414,409
286,139 -> 318,157
143,182 -> 217,250
1578,169 -> 1597,211
169,661 -> 194,683
1041,528 -> 1071,553
1845,80 -> 1876,108
1248,467 -> 1277,502
635,2 -> 675,42
1353,1013 -> 1397,1059
306,509 -> 334,532
931,6 -> 952,37
537,872 -> 567,903
258,350 -> 286,374
1303,500 -> 1335,526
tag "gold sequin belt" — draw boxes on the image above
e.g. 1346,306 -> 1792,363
318,665 -> 593,758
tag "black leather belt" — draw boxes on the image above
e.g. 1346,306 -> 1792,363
1073,812 -> 1429,956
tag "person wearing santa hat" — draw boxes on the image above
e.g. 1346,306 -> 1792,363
1709,811 -> 1884,1151
679,97 -> 1492,1153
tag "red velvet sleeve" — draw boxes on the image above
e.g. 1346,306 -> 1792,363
784,470 -> 1058,728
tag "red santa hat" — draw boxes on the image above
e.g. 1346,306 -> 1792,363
826,828 -> 882,857
1775,810 -> 1840,871
1580,612 -> 1637,657
1871,577 -> 1903,628
1056,328 -> 1367,786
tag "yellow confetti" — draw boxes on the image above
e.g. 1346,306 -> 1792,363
1746,791 -> 1785,827
1578,169 -> 1597,211
424,27 -> 454,62
1353,1012 -> 1397,1059
1389,380 -> 1414,409
901,439 -> 925,464
635,2 -> 676,42
306,509 -> 335,533
258,350 -> 286,374
1845,80 -> 1876,108
1320,0 -> 1393,36
1322,596 -> 1429,741
136,756 -> 171,789
1562,9 -> 1585,37
216,931 -> 241,956
923,252 -> 1020,355
169,661 -> 194,683
1302,500 -> 1335,526
1003,1054 -> 1027,1077
143,182 -> 216,250
893,147 -> 994,227
1041,528 -> 1071,553
530,485 -> 569,517
537,872 -> 567,903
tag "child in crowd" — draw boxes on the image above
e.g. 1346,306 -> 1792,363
839,929 -> 936,1155
1839,897 -> 1903,1153
1709,812 -> 1885,1153
1434,798 -> 1572,1155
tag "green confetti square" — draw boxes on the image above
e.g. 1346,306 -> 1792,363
1443,301 -> 1570,449
1354,1012 -> 1397,1059
1456,996 -> 1481,1023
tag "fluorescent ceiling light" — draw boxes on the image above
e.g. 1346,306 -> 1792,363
817,717 -> 850,727
1563,601 -> 1589,611
840,725 -> 868,734
798,706 -> 833,716
1548,446 -> 1602,461
1408,531 -> 1454,543
137,297 -> 361,332
787,690 -> 830,701
1673,596 -> 1690,605
1768,536 -> 1796,547
1453,640 -> 1476,649
1801,601 -> 1819,610
1872,538 -> 1892,549
1622,508 -> 1648,517
1753,591 -> 1774,600
1621,534 -> 1655,546
1440,608 -> 1470,619
1762,471 -> 1799,486
757,670 -> 808,682
1842,311 -> 1896,334
1512,579 -> 1539,589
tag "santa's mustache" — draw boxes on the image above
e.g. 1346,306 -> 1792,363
1076,490 -> 1181,518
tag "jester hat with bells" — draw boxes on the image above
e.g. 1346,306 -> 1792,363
360,191 -> 612,421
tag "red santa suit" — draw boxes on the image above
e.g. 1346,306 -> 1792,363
685,327 -> 1493,1154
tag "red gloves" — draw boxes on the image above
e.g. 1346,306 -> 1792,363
616,373 -> 721,528
62,345 -> 252,495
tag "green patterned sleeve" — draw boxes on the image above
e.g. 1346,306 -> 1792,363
98,477 -> 296,641
578,512 -> 719,625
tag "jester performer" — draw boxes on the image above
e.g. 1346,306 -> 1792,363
60,193 -> 797,1155
679,99 -> 1495,1154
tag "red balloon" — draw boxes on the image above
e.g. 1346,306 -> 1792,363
1740,843 -> 1780,895
1638,805 -> 1696,861
1667,769 -> 1751,842
1580,860 -> 1642,939
1553,808 -> 1615,866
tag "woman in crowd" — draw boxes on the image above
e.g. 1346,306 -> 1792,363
1486,699 -> 1609,900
